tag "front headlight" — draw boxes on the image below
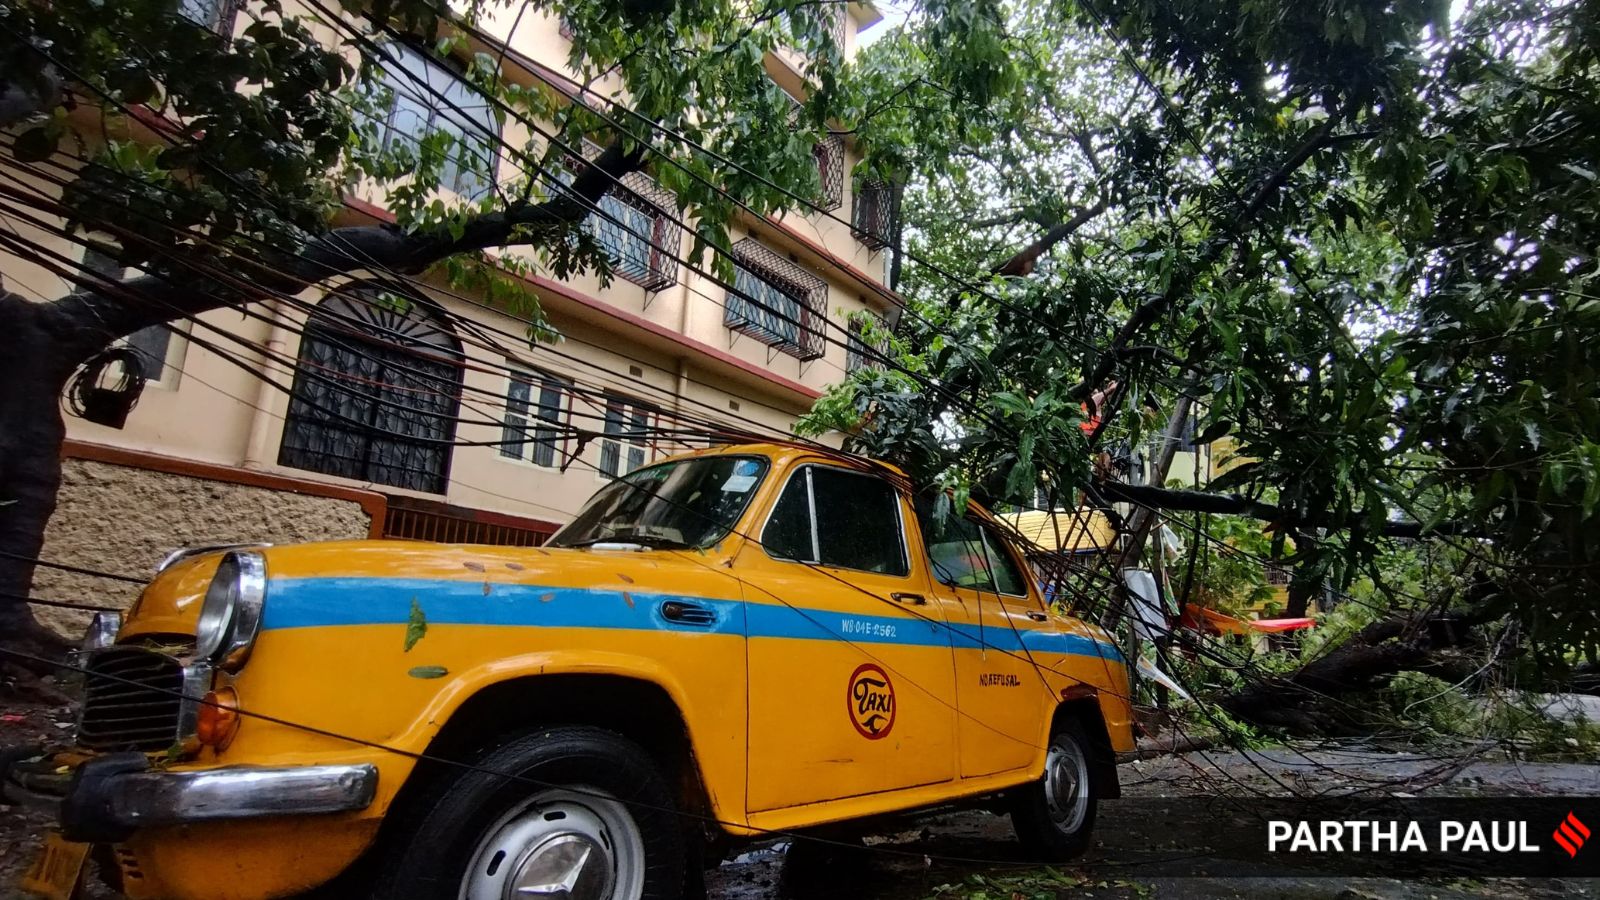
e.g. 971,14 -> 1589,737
196,550 -> 267,670
80,611 -> 122,653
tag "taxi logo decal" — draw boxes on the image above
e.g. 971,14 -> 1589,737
848,663 -> 896,740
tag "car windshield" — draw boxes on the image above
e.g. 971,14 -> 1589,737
549,456 -> 770,550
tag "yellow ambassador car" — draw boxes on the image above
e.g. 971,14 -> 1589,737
8,443 -> 1132,900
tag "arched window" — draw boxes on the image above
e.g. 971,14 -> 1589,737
279,285 -> 464,494
368,42 -> 498,197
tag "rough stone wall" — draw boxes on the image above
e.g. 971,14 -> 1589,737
33,459 -> 372,638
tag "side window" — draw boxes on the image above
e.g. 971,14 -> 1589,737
760,466 -> 909,576
920,507 -> 994,591
916,496 -> 1031,598
980,525 -> 1031,598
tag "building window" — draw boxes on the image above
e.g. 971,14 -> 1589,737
367,42 -> 498,198
501,370 -> 570,468
81,246 -> 188,388
846,312 -> 885,373
812,136 -> 844,211
852,178 -> 899,250
558,152 -> 682,291
724,239 -> 827,360
784,4 -> 847,55
179,0 -> 241,33
588,173 -> 681,291
279,285 -> 463,494
599,396 -> 650,478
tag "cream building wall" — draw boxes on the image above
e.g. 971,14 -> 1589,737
3,0 -> 895,549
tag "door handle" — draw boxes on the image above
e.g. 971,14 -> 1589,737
891,592 -> 927,605
1026,611 -> 1048,622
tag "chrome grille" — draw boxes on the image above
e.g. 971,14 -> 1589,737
78,647 -> 192,752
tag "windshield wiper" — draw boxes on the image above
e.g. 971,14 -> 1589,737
562,533 -> 694,550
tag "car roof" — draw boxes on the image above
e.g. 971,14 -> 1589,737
658,441 -> 912,480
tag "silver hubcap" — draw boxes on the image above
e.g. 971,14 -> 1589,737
461,789 -> 646,900
1043,736 -> 1090,834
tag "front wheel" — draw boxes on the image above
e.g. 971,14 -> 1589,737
1009,718 -> 1099,860
372,726 -> 685,900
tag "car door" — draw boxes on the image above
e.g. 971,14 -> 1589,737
740,463 -> 958,813
917,499 -> 1059,779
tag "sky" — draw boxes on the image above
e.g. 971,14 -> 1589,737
857,0 -> 913,46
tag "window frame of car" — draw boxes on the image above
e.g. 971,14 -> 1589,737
918,498 -> 1037,603
758,462 -> 912,578
971,516 -> 1042,608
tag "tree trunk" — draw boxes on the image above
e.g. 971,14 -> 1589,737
0,290 -> 90,665
1219,608 -> 1496,733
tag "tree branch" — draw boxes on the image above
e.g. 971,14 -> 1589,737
1070,124 -> 1371,401
989,198 -> 1108,278
41,141 -> 646,355
1099,480 -> 1477,538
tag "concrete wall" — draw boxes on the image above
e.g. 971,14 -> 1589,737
33,459 -> 373,638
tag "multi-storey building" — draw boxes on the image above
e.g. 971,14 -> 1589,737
2,2 -> 897,628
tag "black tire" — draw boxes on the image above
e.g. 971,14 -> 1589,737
1009,717 -> 1099,860
370,725 -> 685,900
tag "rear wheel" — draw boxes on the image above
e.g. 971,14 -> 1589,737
1009,718 -> 1098,860
372,725 -> 685,900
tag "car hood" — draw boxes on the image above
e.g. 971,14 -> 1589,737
120,539 -> 737,641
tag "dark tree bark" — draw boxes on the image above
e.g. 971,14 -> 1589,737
1098,480 -> 1473,539
0,141 -> 646,658
1219,605 -> 1499,733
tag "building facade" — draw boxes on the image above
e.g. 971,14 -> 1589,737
2,2 -> 896,629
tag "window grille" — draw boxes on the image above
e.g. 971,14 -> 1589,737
383,499 -> 557,547
812,135 -> 845,211
179,0 -> 242,33
825,3 -> 847,51
784,94 -> 845,212
846,312 -> 886,373
560,150 -> 681,291
852,179 -> 899,250
724,240 -> 828,360
279,285 -> 464,494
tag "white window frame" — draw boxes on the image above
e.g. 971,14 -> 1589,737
499,368 -> 571,469
368,42 -> 499,198
597,395 -> 652,480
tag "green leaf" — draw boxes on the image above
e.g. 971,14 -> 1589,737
1547,460 -> 1568,495
403,598 -> 427,652
991,391 -> 1030,416
407,665 -> 448,679
1193,419 -> 1234,445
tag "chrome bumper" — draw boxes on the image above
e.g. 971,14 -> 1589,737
2,749 -> 377,842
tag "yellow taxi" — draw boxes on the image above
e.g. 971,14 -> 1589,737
7,443 -> 1132,900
